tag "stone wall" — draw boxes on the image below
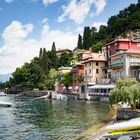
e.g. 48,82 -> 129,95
22,90 -> 51,97
117,108 -> 140,120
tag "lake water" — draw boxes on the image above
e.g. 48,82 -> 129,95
0,92 -> 110,140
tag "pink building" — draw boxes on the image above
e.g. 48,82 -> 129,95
106,38 -> 140,58
72,63 -> 84,93
106,37 -> 140,78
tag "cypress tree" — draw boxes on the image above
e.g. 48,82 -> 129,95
41,48 -> 49,73
51,42 -> 57,69
39,48 -> 43,58
77,34 -> 83,49
83,26 -> 92,50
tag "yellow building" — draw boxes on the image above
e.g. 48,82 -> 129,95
82,53 -> 107,85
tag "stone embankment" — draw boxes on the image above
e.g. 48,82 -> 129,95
117,108 -> 140,120
21,90 -> 57,98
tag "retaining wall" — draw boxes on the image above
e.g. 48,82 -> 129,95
117,108 -> 140,120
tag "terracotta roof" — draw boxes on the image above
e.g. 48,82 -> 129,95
106,38 -> 140,46
56,48 -> 72,53
72,62 -> 84,68
82,58 -> 106,64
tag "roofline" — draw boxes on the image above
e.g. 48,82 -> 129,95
110,50 -> 140,58
81,59 -> 106,64
106,38 -> 140,46
72,63 -> 84,68
56,49 -> 72,52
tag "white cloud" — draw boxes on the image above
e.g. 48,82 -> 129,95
4,0 -> 14,4
92,22 -> 107,31
40,23 -> 77,50
0,21 -> 39,74
58,0 -> 106,24
42,0 -> 58,6
41,17 -> 49,24
0,21 -> 78,74
90,0 -> 107,16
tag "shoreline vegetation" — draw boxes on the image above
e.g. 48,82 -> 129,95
73,105 -> 117,140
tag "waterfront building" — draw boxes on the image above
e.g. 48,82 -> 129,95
110,50 -> 140,82
56,48 -> 72,58
55,66 -> 72,93
72,62 -> 84,94
106,37 -> 140,78
82,53 -> 107,85
87,84 -> 116,101
78,53 -> 107,99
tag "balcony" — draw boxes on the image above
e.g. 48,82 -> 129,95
110,63 -> 123,69
130,62 -> 140,67
72,67 -> 78,72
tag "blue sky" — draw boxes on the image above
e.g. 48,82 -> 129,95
0,0 -> 138,74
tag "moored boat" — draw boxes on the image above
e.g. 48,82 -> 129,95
106,118 -> 140,133
0,101 -> 12,107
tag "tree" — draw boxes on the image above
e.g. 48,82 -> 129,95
83,27 -> 92,50
0,82 -> 5,89
40,48 -> 49,73
109,78 -> 140,109
62,72 -> 72,92
92,41 -> 103,52
77,34 -> 83,49
43,68 -> 59,90
58,52 -> 72,67
39,48 -> 43,58
28,61 -> 45,88
50,42 -> 57,69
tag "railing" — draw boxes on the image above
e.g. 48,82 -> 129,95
130,62 -> 140,67
110,63 -> 123,69
88,92 -> 110,97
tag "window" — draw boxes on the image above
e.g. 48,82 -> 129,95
89,62 -> 91,66
115,43 -> 117,46
96,69 -> 99,74
89,69 -> 91,74
96,62 -> 98,66
85,70 -> 87,76
132,70 -> 137,78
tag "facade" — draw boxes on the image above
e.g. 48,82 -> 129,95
106,38 -> 140,78
77,50 -> 92,61
87,84 -> 116,101
110,50 -> 140,81
55,67 -> 72,93
82,53 -> 107,85
72,63 -> 84,93
56,48 -> 72,58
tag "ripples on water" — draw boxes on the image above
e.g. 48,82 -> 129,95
0,92 -> 110,140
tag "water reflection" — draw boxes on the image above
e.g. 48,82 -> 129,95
0,92 -> 110,140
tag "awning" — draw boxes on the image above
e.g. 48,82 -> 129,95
88,84 -> 116,89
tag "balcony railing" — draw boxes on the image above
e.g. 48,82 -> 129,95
110,63 -> 123,69
130,62 -> 140,67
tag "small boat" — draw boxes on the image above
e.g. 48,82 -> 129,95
56,94 -> 68,101
0,101 -> 12,107
101,118 -> 140,139
106,118 -> 140,133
